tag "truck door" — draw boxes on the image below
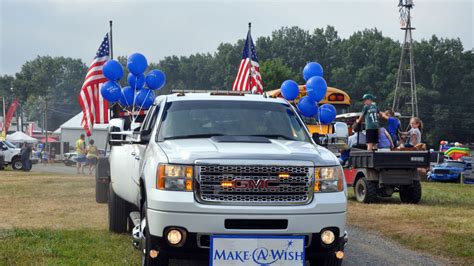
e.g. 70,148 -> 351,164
110,143 -> 144,205
109,103 -> 160,206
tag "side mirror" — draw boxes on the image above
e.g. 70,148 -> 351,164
312,133 -> 322,145
109,118 -> 125,131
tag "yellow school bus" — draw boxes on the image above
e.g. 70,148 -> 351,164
267,85 -> 351,134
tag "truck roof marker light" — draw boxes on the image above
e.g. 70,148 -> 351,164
279,173 -> 290,179
221,181 -> 233,188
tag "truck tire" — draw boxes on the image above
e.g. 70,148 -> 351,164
95,157 -> 110,204
354,177 -> 377,203
309,255 -> 342,266
142,201 -> 169,266
399,181 -> 422,204
108,185 -> 129,233
12,158 -> 23,170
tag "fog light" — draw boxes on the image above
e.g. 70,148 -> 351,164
149,249 -> 158,258
321,230 -> 335,245
166,229 -> 183,246
335,251 -> 344,259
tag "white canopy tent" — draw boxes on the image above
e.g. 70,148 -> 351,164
6,131 -> 38,144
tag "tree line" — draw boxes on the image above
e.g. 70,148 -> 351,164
1,26 -> 472,146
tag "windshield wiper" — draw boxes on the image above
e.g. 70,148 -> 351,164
164,133 -> 225,140
250,134 -> 295,140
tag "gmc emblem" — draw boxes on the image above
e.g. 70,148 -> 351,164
233,179 -> 279,189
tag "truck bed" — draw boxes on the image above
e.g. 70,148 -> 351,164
349,149 -> 430,169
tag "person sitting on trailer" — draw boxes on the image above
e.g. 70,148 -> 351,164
378,127 -> 394,150
385,109 -> 401,146
401,117 -> 423,148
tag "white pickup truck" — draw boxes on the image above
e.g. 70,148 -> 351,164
107,92 -> 348,265
0,140 -> 23,170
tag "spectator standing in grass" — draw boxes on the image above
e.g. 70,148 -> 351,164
42,149 -> 49,165
86,139 -> 98,176
75,134 -> 87,174
49,147 -> 56,163
356,93 -> 389,150
20,142 -> 32,171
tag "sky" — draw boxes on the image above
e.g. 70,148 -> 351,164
0,0 -> 472,75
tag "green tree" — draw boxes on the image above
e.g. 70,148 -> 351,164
13,56 -> 87,131
260,59 -> 298,91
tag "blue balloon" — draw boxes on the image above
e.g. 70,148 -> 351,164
306,76 -> 327,102
146,69 -> 166,90
319,105 -> 337,124
119,86 -> 135,107
128,73 -> 145,90
100,81 -> 122,103
135,89 -> 155,109
297,96 -> 318,117
281,80 -> 299,101
303,62 -> 324,81
320,103 -> 336,114
103,60 -> 124,81
127,53 -> 148,75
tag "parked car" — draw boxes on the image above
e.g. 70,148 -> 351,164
427,160 -> 472,183
0,140 -> 23,170
63,152 -> 77,166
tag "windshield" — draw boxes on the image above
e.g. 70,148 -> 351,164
441,162 -> 464,168
4,141 -> 16,149
157,100 -> 310,142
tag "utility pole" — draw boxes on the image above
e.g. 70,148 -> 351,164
44,96 -> 49,153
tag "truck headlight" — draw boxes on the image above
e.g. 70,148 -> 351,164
314,166 -> 343,192
157,164 -> 193,191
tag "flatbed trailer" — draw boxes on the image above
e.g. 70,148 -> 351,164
346,149 -> 430,204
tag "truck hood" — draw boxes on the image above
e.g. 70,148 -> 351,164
158,138 -> 338,166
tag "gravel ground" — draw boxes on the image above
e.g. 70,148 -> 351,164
29,164 -> 444,265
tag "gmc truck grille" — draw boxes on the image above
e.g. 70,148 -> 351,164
195,165 -> 313,205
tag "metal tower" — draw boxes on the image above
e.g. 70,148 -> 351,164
392,0 -> 418,118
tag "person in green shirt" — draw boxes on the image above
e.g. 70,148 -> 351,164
356,93 -> 389,150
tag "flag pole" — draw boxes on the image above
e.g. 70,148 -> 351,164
109,20 -> 121,120
247,22 -> 252,93
109,20 -> 114,59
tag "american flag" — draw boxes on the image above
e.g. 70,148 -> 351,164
78,33 -> 110,136
232,31 -> 263,94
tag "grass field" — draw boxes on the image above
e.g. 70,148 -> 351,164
1,170 -> 473,264
348,182 -> 474,264
0,171 -> 141,264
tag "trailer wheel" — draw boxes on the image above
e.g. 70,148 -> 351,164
108,185 -> 129,233
399,181 -> 422,204
354,177 -> 377,203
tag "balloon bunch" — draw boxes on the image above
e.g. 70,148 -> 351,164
280,62 -> 336,125
100,53 -> 166,117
